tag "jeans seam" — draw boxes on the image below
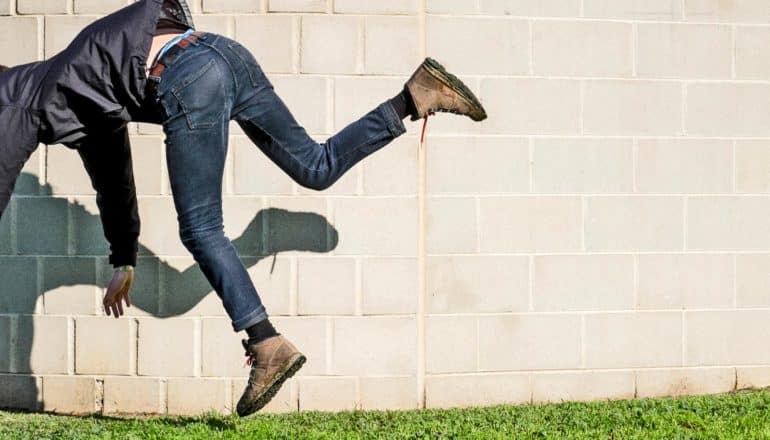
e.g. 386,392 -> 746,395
233,306 -> 268,332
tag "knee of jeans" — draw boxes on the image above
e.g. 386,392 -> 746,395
178,216 -> 226,250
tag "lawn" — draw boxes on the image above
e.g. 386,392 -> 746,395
3,389 -> 770,439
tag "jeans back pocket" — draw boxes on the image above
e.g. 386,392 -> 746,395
169,57 -> 227,130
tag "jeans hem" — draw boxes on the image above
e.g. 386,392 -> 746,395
232,305 -> 269,332
380,101 -> 407,138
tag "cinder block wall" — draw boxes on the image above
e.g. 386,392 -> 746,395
1,0 -> 770,415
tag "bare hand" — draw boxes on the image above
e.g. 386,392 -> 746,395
103,267 -> 134,318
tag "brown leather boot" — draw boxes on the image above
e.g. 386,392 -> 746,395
405,57 -> 487,122
235,334 -> 306,417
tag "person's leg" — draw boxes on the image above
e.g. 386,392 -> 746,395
156,42 -> 268,334
222,41 -> 407,191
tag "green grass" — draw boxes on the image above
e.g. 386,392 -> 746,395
3,389 -> 770,439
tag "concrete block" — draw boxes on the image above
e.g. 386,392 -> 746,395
103,377 -> 162,414
17,197 -> 68,255
233,136 -> 295,195
42,257 -> 98,315
533,255 -> 634,311
480,0 -> 580,16
128,136 -> 164,195
46,146 -> 95,195
234,15 -> 296,73
167,378 -> 230,415
687,197 -> 770,250
137,196 -> 187,257
584,312 -> 682,368
0,257 -> 39,313
687,83 -> 770,137
161,257 -> 224,317
736,27 -> 770,79
583,0 -> 682,19
737,367 -> 770,389
583,80 -> 682,135
202,0 -> 263,13
426,17 -> 529,75
75,317 -> 134,375
334,0 -> 417,14
363,136 -> 418,196
637,23 -> 732,78
427,0 -> 477,13
532,371 -> 634,403
201,318 -> 246,377
427,255 -> 529,314
264,197 -> 330,255
736,254 -> 770,308
362,257 -> 417,315
685,0 -> 770,23
426,373 -> 531,408
584,196 -> 684,251
270,76 -> 329,135
18,0 -> 66,14
42,376 -> 98,414
0,17 -> 39,66
70,197 -> 109,257
272,317 -> 328,376
478,314 -> 581,371
297,257 -> 356,315
636,139 -> 733,193
532,20 -> 632,77
637,254 -> 734,309
0,317 -> 10,372
685,310 -> 770,366
532,138 -> 633,193
636,367 -> 735,398
74,0 -> 125,13
735,141 -> 770,193
427,137 -> 529,194
480,78 -> 580,135
332,317 -> 416,375
365,16 -> 420,75
242,255 -> 291,316
360,376 -> 418,410
0,375 -> 40,410
298,376 -> 356,411
269,0 -> 326,12
137,318 -> 197,377
426,197 -> 477,254
426,315 -> 477,374
16,315 -> 70,374
301,16 -> 362,74
44,16 -> 98,57
332,197 -> 418,256
479,197 -> 582,252
221,196 -> 265,257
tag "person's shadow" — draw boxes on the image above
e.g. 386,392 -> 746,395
1,172 -> 339,411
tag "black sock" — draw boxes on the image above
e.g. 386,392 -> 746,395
388,86 -> 418,120
245,318 -> 279,345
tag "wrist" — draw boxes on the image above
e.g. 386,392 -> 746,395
115,265 -> 134,272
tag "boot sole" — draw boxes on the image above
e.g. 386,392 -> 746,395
422,57 -> 487,121
238,352 -> 306,417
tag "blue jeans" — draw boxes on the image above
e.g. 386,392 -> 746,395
146,32 -> 406,331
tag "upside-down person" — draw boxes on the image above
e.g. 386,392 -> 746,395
0,0 -> 486,416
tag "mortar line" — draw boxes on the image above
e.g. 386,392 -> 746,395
417,0 -> 428,411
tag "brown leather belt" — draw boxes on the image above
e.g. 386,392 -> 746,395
145,30 -> 207,99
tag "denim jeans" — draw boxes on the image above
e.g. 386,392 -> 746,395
145,32 -> 406,332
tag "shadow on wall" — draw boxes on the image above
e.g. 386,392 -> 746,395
0,172 -> 339,411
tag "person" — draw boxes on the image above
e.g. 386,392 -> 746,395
0,0 -> 486,417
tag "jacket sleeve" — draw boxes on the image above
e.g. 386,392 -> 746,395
76,125 -> 140,268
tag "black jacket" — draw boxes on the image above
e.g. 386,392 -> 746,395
0,0 -> 194,267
